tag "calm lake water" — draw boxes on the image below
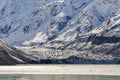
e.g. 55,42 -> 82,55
0,74 -> 120,80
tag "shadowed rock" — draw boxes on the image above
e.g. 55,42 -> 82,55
0,39 -> 36,65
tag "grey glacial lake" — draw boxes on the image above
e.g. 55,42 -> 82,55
0,74 -> 120,80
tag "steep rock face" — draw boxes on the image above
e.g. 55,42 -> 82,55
0,39 -> 36,65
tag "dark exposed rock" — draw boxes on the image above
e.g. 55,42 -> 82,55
0,39 -> 36,65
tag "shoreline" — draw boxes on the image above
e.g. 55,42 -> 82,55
0,65 -> 120,76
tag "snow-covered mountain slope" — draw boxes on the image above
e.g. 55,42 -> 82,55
59,12 -> 120,57
0,0 -> 120,57
46,0 -> 120,48
0,39 -> 36,65
0,0 -> 94,46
